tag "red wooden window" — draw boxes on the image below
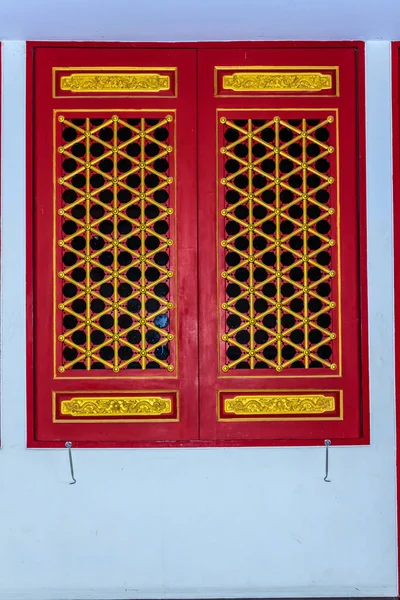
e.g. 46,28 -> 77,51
27,46 -> 198,445
27,43 -> 368,447
197,46 -> 369,444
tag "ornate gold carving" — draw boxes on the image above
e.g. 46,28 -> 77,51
224,395 -> 335,415
60,73 -> 170,93
222,72 -> 332,92
61,396 -> 172,416
219,115 -> 338,372
56,115 -> 175,373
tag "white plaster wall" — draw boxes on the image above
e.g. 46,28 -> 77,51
0,0 -> 400,41
0,41 -> 396,600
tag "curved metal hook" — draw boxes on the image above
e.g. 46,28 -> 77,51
324,439 -> 331,483
65,441 -> 76,485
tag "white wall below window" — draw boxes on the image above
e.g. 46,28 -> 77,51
0,41 -> 397,600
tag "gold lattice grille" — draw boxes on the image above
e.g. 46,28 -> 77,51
219,115 -> 338,373
56,114 -> 175,373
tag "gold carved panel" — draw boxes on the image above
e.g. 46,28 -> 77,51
61,396 -> 172,416
224,394 -> 335,415
223,72 -> 332,92
60,73 -> 170,93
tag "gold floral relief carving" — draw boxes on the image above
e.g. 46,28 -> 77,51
224,395 -> 335,415
60,73 -> 170,93
61,396 -> 172,416
222,72 -> 332,92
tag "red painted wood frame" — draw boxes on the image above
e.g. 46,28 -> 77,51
391,41 -> 400,595
26,42 -> 368,448
27,45 -> 198,445
197,45 -> 368,444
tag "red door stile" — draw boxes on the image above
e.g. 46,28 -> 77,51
29,47 -> 198,445
197,46 -> 368,444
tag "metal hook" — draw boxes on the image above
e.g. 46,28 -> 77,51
65,441 -> 76,485
324,439 -> 331,483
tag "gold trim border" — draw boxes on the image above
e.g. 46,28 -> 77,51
53,109 -> 179,380
53,67 -> 178,99
216,107 -> 342,379
217,389 -> 343,422
214,66 -> 339,97
53,390 -> 180,423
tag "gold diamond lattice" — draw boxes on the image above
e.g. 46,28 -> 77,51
56,114 -> 175,373
219,115 -> 338,373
